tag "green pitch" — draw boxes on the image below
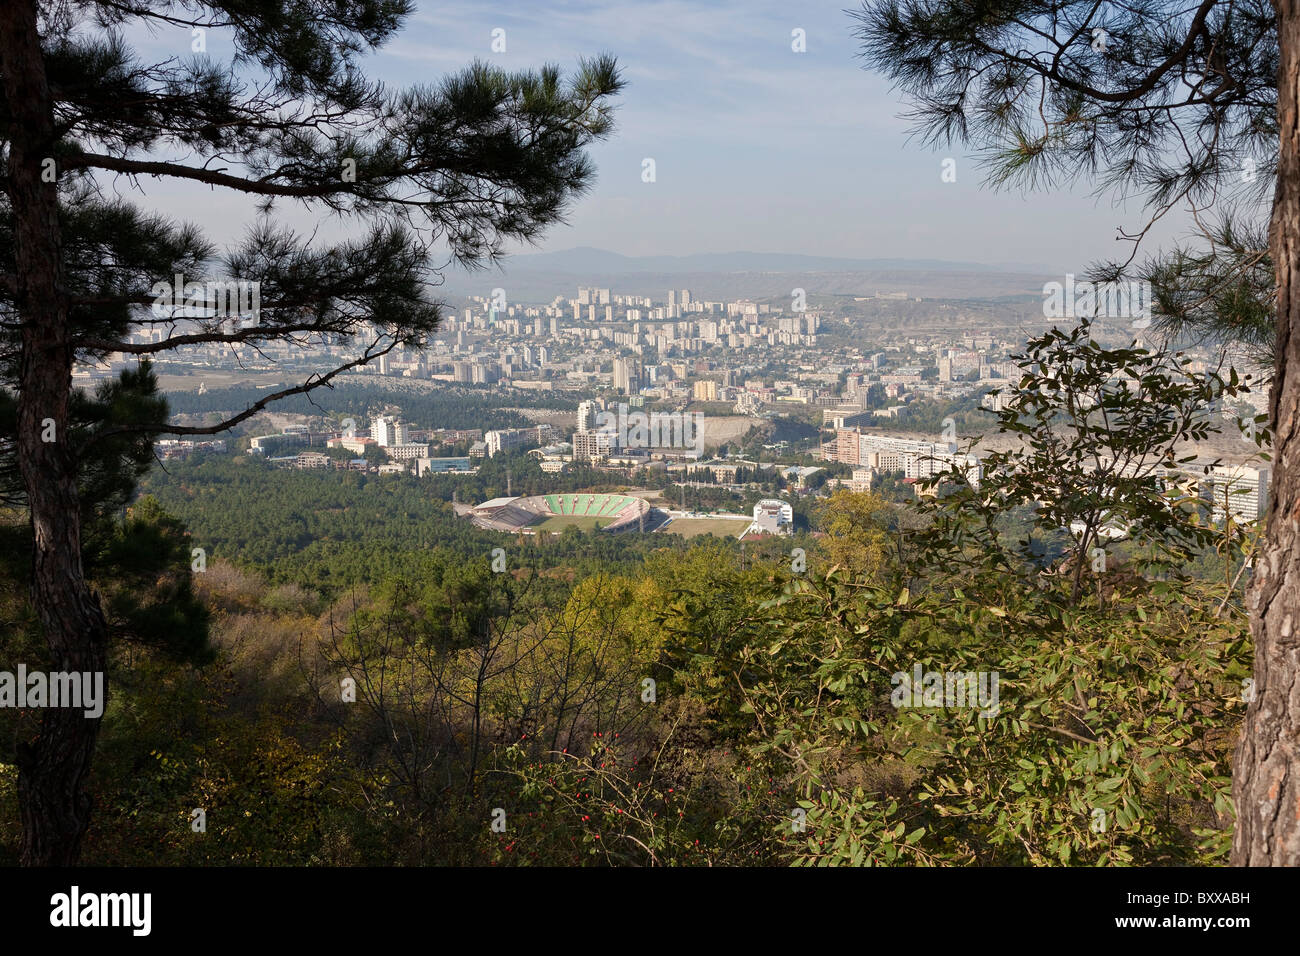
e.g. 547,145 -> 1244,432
533,514 -> 611,532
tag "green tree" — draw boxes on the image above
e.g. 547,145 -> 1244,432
916,321 -> 1260,604
0,0 -> 621,864
741,326 -> 1254,866
816,489 -> 892,580
854,0 -> 1300,865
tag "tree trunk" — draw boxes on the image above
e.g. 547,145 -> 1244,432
1235,0 -> 1300,866
0,0 -> 108,866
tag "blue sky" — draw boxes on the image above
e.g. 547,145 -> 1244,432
127,0 -> 1202,274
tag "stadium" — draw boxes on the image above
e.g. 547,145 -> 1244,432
468,493 -> 663,534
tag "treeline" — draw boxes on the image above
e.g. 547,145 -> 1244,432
0,484 -> 1246,865
163,380 -> 575,431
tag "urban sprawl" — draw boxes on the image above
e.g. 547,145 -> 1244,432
88,281 -> 1272,533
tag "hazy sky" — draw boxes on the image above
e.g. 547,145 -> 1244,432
125,0 -> 1205,275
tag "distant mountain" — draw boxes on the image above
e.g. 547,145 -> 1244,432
495,246 -> 1054,276
435,247 -> 1056,303
438,268 -> 1051,305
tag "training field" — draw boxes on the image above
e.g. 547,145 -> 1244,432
660,516 -> 752,538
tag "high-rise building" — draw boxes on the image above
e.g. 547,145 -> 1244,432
371,415 -> 398,447
834,428 -> 861,466
572,429 -> 615,463
1202,464 -> 1269,523
577,400 -> 598,433
613,358 -> 641,395
385,442 -> 429,462
485,428 -> 532,457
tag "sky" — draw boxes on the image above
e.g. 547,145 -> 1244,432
123,0 -> 1204,275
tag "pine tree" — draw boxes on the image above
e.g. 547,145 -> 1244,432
0,0 -> 621,864
854,0 -> 1296,865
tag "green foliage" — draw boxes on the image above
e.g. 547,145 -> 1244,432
88,495 -> 212,664
711,321 -> 1256,866
892,394 -> 987,437
0,362 -> 167,529
816,489 -> 893,579
913,321 -> 1263,603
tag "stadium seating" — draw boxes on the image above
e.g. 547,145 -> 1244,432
470,492 -> 650,533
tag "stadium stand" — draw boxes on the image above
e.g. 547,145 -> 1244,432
467,493 -> 654,533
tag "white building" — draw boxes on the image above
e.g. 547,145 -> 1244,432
572,429 -> 615,463
327,435 -> 375,456
484,428 -> 532,458
385,443 -> 431,462
747,499 -> 794,536
907,451 -> 982,487
848,467 -> 875,492
370,415 -> 405,447
1201,464 -> 1269,523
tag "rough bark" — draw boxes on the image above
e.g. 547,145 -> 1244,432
1235,0 -> 1300,867
0,0 -> 108,866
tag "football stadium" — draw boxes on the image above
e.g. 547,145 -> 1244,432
468,493 -> 663,534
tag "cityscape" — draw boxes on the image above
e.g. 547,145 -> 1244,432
137,277 -> 1272,531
